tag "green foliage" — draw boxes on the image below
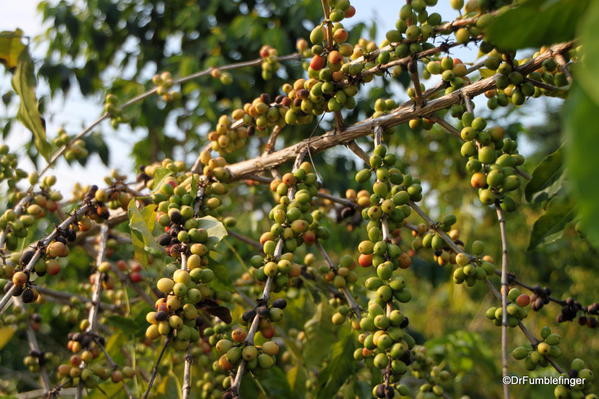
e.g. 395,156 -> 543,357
577,1 -> 599,105
565,86 -> 599,247
485,0 -> 589,50
0,29 -> 26,69
11,48 -> 53,160
127,200 -> 162,256
528,192 -> 575,250
525,147 -> 563,202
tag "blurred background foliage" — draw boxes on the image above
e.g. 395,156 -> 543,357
0,0 -> 597,398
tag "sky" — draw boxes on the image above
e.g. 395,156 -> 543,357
1,1 -> 485,195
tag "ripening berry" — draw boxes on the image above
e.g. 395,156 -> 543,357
516,294 -> 530,307
157,278 -> 175,293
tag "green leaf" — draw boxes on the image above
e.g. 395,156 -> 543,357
578,1 -> 599,105
151,167 -> 173,192
11,49 -> 53,160
0,326 -> 16,349
303,301 -> 337,366
197,215 -> 228,245
258,366 -> 298,399
525,147 -> 563,201
565,85 -> 599,247
0,29 -> 26,69
528,193 -> 575,250
315,326 -> 356,399
484,0 -> 589,50
287,366 -> 307,399
127,200 -> 162,256
105,315 -> 146,338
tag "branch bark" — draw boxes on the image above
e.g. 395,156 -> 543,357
495,205 -> 510,399
224,42 -> 572,180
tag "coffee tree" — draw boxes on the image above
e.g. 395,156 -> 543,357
0,0 -> 598,398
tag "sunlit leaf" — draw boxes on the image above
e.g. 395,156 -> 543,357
11,49 -> 53,160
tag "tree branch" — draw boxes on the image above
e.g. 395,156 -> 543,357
495,205 -> 510,399
224,42 -> 573,179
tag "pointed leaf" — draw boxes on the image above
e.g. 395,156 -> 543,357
578,1 -> 599,105
315,326 -> 356,399
484,0 -> 589,50
525,147 -> 563,201
11,49 -> 53,160
197,215 -> 228,244
565,85 -> 599,247
528,194 -> 575,250
127,200 -> 162,256
0,29 -> 26,69
0,326 -> 16,349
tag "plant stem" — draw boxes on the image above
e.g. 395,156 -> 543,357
495,205 -> 510,399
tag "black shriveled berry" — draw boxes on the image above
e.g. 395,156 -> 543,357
20,249 -> 35,266
158,234 -> 172,246
242,310 -> 256,323
22,288 -> 36,303
155,311 -> 168,322
257,306 -> 270,317
272,299 -> 287,309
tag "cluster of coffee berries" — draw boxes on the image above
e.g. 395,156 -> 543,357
354,140 -> 429,397
56,332 -> 134,389
450,242 -> 495,287
207,114 -> 252,154
410,346 -> 453,398
485,288 -> 531,327
152,71 -> 181,102
557,298 -> 599,328
458,113 -> 523,209
425,56 -> 469,91
529,56 -> 569,91
102,93 -> 128,128
214,328 -> 280,374
145,268 -> 209,348
209,67 -> 233,85
0,175 -> 62,251
53,128 -> 89,160
354,144 -> 419,270
373,98 -> 399,119
259,45 -> 280,80
24,349 -> 56,374
554,358 -> 596,399
0,144 -> 27,186
511,326 -> 562,370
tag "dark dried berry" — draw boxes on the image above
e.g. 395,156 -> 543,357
22,288 -> 35,303
20,249 -> 35,266
400,316 -> 410,329
12,285 -> 24,297
272,299 -> 287,309
257,306 -> 270,317
158,234 -> 172,246
242,310 -> 256,323
375,384 -> 385,398
155,311 -> 168,322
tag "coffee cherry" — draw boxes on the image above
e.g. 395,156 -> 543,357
157,278 -> 175,294
12,271 -> 27,286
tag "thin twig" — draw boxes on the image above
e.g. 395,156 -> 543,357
227,230 -> 263,252
316,241 -> 361,318
495,205 -> 510,399
0,185 -> 127,315
141,337 -> 171,399
230,151 -> 306,397
14,298 -> 51,394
